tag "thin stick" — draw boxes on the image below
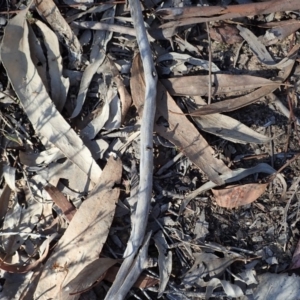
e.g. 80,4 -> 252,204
205,22 -> 212,104
104,0 -> 157,298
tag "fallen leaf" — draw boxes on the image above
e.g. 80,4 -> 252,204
188,84 -> 279,115
262,20 -> 300,45
1,8 -> 102,185
161,74 -> 277,97
66,258 -> 118,298
190,97 -> 271,144
34,20 -> 69,112
182,252 -> 242,285
157,52 -> 220,74
180,162 -> 285,214
209,23 -> 243,44
71,7 -> 115,118
212,182 -> 268,208
34,156 -> 122,299
131,54 -> 230,185
0,184 -> 11,223
157,0 -> 300,38
2,198 -> 43,256
153,230 -> 172,298
0,234 -> 55,274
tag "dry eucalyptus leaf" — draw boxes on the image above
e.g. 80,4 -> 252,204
34,156 -> 122,300
65,258 -> 118,299
189,84 -> 279,115
1,8 -> 102,184
161,74 -> 278,97
212,182 -> 268,208
153,230 -> 172,298
34,20 -> 69,112
2,198 -> 43,256
131,54 -> 230,185
71,6 -> 115,118
209,23 -> 243,44
193,112 -> 271,144
0,234 -> 55,274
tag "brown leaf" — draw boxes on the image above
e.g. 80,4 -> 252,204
66,258 -> 118,298
161,74 -> 278,97
209,23 -> 243,44
131,54 -> 231,185
157,1 -> 300,38
34,156 -> 122,299
189,85 -> 279,115
44,185 -> 76,222
212,182 -> 268,208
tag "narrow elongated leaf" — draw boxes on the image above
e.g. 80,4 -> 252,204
131,54 -> 230,185
161,74 -> 278,97
34,156 -> 122,299
194,112 -> 271,144
35,20 -> 69,112
1,9 -> 102,184
189,85 -> 278,115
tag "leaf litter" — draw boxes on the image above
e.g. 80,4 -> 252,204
0,0 -> 300,299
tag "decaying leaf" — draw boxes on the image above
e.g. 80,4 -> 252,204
153,230 -> 172,298
182,251 -> 242,286
1,8 -> 102,185
2,198 -> 43,256
34,20 -> 69,112
212,182 -> 268,208
0,234 -> 55,274
161,74 -> 278,97
131,54 -> 230,185
209,23 -> 243,44
191,100 -> 271,144
157,0 -> 300,38
71,6 -> 115,118
180,163 -> 286,214
157,52 -> 220,74
34,156 -> 122,299
188,84 -> 279,115
66,258 -> 118,298
262,20 -> 300,46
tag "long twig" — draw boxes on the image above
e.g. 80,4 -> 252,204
104,0 -> 157,298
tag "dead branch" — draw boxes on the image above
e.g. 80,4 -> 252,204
104,0 -> 157,298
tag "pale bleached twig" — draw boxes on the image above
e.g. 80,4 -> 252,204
104,0 -> 157,298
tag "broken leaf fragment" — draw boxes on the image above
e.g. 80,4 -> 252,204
212,182 -> 268,208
